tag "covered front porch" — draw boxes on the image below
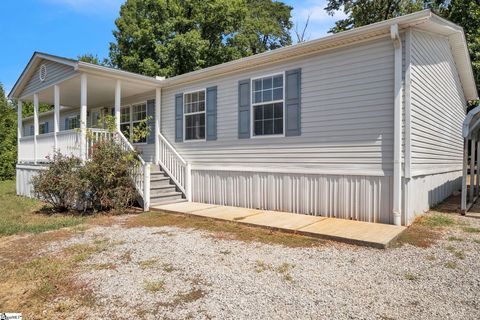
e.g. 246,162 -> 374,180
14,56 -> 163,164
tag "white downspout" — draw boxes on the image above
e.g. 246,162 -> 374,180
391,24 -> 403,226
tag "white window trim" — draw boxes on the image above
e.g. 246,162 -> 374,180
250,71 -> 286,138
120,101 -> 148,145
183,88 -> 207,142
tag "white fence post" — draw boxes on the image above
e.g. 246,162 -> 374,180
186,163 -> 192,201
143,163 -> 151,211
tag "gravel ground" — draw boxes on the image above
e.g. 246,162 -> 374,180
43,212 -> 480,320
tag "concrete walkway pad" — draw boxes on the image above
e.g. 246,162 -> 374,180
151,202 -> 406,248
299,218 -> 406,248
239,210 -> 325,230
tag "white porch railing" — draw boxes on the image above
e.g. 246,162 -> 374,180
18,136 -> 35,163
87,128 -> 113,157
158,133 -> 190,198
56,130 -> 81,158
115,130 -> 150,210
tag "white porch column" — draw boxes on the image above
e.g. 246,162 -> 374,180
80,73 -> 88,161
470,138 -> 476,202
54,85 -> 60,151
115,79 -> 121,131
155,88 -> 161,164
33,93 -> 39,164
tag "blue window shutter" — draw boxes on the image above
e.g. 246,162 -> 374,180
44,122 -> 49,133
30,125 -> 34,135
175,93 -> 183,142
64,118 -> 69,130
285,68 -> 301,136
146,99 -> 155,144
206,86 -> 217,141
238,79 -> 250,139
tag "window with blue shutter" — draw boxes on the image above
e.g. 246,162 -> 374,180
175,93 -> 184,142
285,68 -> 302,136
238,79 -> 251,139
206,86 -> 217,141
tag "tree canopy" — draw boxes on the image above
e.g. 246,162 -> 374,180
0,83 -> 17,180
109,0 -> 293,77
326,0 -> 480,101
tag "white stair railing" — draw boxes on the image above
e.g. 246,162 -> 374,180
114,131 -> 150,211
158,133 -> 190,198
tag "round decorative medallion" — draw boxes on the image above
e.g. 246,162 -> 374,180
39,64 -> 47,82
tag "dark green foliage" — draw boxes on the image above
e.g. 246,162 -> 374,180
77,53 -> 111,66
81,139 -> 138,212
109,0 -> 293,77
31,153 -> 84,212
326,0 -> 480,99
0,83 -> 17,180
32,140 -> 139,213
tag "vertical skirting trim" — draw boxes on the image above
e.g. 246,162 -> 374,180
192,170 -> 393,224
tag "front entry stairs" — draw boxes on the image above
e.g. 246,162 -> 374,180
149,165 -> 187,206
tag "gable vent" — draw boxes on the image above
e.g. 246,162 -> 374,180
39,64 -> 47,82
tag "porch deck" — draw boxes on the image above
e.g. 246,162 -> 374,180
150,202 -> 406,248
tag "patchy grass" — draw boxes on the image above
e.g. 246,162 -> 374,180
394,223 -> 440,248
255,260 -> 273,273
446,245 -> 465,260
162,263 -> 176,273
173,289 -> 206,305
127,211 -> 326,248
143,280 -> 165,293
403,272 -> 418,281
463,227 -> 480,233
139,258 -> 158,269
0,180 -> 87,236
447,236 -> 464,242
445,261 -> 457,269
0,235 -> 98,319
416,214 -> 456,228
276,262 -> 295,282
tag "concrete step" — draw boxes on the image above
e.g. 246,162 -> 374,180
150,198 -> 188,207
150,188 -> 179,197
150,192 -> 184,204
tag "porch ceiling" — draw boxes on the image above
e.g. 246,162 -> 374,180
21,73 -> 157,108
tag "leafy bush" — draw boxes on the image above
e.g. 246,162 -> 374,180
81,139 -> 139,212
32,138 -> 140,213
31,153 -> 84,212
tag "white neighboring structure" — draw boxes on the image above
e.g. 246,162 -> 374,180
9,10 -> 477,226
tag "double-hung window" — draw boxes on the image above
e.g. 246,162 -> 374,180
252,73 -> 284,136
39,122 -> 48,134
65,116 -> 80,130
184,90 -> 206,141
120,102 -> 148,143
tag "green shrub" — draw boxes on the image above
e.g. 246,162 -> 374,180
31,153 -> 84,212
32,138 -> 140,213
81,139 -> 139,212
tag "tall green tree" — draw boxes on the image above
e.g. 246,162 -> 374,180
326,0 -> 480,101
109,0 -> 293,77
0,83 -> 17,180
78,53 -> 110,66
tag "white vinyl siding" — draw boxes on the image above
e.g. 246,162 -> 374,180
160,37 -> 395,175
409,30 -> 466,176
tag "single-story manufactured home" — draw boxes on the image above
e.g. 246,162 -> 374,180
8,10 -> 478,226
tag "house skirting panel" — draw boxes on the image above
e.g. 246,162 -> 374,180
191,170 -> 393,224
16,164 -> 47,198
405,170 -> 462,225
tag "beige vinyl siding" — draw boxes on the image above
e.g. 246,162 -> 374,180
160,37 -> 395,176
21,59 -> 77,98
410,30 -> 466,176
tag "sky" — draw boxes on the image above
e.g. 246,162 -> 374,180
0,0 -> 346,96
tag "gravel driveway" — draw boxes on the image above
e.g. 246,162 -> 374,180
45,212 -> 480,320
